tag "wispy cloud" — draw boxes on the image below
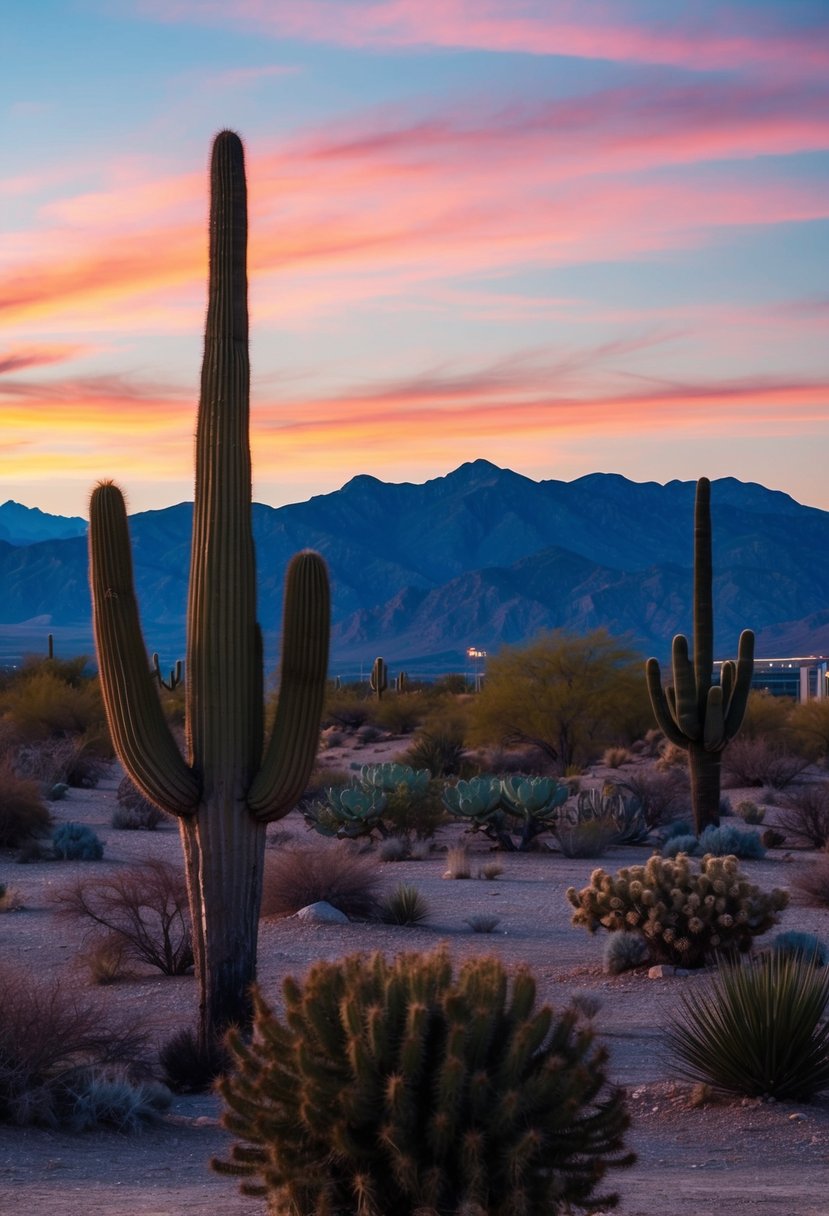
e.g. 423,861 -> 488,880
136,0 -> 829,76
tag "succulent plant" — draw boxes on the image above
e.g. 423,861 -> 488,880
369,656 -> 388,700
214,946 -> 634,1214
567,852 -> 788,969
360,762 -> 430,796
303,786 -> 389,839
646,478 -> 754,833
87,132 -> 330,1046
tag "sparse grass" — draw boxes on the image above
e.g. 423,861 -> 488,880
792,855 -> 829,907
378,883 -> 430,925
602,747 -> 631,769
722,737 -> 811,790
443,845 -> 471,879
112,776 -> 166,830
556,818 -> 617,858
260,845 -> 382,920
0,884 -> 24,912
78,935 -> 130,985
378,836 -> 409,862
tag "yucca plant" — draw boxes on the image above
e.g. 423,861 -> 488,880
378,882 -> 430,926
666,953 -> 829,1099
214,946 -> 633,1214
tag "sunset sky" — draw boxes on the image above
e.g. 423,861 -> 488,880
3,0 -> 828,517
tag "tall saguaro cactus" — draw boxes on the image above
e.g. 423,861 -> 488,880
645,478 -> 753,832
89,131 -> 330,1046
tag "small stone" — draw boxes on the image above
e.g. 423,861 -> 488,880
295,901 -> 350,924
648,964 -> 676,978
789,1113 -> 806,1122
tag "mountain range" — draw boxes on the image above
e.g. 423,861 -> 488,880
2,462 -> 828,673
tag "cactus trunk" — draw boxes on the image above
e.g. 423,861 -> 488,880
687,743 -> 722,832
89,131 -> 330,1048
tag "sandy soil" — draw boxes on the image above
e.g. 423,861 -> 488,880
2,742 -> 829,1216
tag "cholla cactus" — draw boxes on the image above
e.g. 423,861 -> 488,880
567,853 -> 788,969
214,946 -> 634,1215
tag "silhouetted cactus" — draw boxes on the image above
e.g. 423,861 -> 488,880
151,653 -> 183,691
369,656 -> 388,700
214,946 -> 634,1214
646,478 -> 754,832
88,132 -> 330,1046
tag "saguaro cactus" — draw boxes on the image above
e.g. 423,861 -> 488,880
645,478 -> 753,832
369,655 -> 388,699
88,131 -> 330,1045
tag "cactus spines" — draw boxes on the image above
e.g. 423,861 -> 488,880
370,655 -> 388,700
646,478 -> 754,833
88,131 -> 330,1044
215,946 -> 634,1214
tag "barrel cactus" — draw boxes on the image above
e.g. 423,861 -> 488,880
214,945 -> 634,1214
88,132 -> 330,1046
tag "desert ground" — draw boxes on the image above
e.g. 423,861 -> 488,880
2,738 -> 829,1216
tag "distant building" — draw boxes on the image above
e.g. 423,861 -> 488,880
713,656 -> 828,702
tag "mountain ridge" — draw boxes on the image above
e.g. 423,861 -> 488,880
2,465 -> 827,671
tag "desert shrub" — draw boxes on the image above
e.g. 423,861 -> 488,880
0,668 -> 107,742
792,855 -> 829,906
734,799 -> 764,825
465,913 -> 501,933
78,935 -> 130,985
0,884 -> 23,912
355,723 -> 383,745
52,821 -> 104,860
789,699 -> 829,765
402,726 -> 467,778
556,818 -> 617,858
739,690 -> 796,745
567,853 -> 789,970
214,946 -> 633,1214
442,845 -> 471,879
771,931 -> 829,967
378,882 -> 430,925
602,746 -> 632,769
616,767 -> 689,829
377,836 -> 409,862
661,818 -> 695,842
259,845 -> 382,920
371,693 -> 424,735
384,778 -> 448,839
761,827 -> 786,849
666,953 -> 829,1100
52,859 -> 192,975
656,741 -> 688,771
0,761 -> 51,848
776,783 -> 829,848
661,833 -> 700,858
603,931 -> 649,975
722,737 -> 811,790
478,860 -> 503,880
697,823 -> 765,860
322,687 -> 371,730
0,961 -> 146,1126
67,1072 -> 172,1133
112,775 -> 165,830
159,1027 -> 231,1094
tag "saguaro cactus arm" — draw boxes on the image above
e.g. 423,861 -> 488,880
89,482 -> 199,817
248,550 -> 330,820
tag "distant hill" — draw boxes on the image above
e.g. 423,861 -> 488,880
2,463 -> 828,672
0,500 -> 87,546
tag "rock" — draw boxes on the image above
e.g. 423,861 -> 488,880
295,901 -> 350,924
789,1112 -> 806,1122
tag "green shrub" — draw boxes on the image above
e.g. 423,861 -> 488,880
0,761 -> 51,848
567,853 -> 789,970
666,953 -> 829,1099
52,822 -> 104,861
214,947 -> 634,1214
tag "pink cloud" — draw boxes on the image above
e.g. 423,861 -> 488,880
136,0 -> 829,76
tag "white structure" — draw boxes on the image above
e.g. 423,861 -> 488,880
714,656 -> 828,702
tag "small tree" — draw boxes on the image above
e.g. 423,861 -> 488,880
468,628 -> 648,771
